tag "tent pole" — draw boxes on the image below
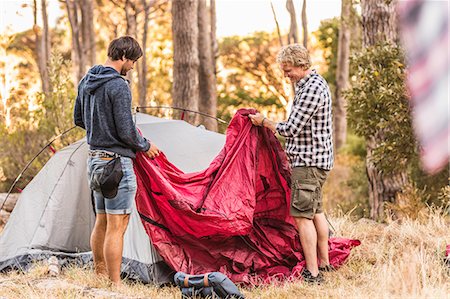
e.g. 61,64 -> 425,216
0,126 -> 77,211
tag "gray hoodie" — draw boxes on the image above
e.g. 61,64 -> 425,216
74,65 -> 150,158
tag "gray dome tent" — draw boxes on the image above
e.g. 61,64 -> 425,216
0,113 -> 225,284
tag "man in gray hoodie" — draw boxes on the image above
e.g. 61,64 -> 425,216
74,36 -> 159,286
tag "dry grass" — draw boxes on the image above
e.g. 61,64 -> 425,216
1,209 -> 448,299
1,153 -> 448,298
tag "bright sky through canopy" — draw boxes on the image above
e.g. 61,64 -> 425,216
1,0 -> 340,37
216,0 -> 340,37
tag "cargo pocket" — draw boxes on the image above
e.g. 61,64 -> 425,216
291,179 -> 317,212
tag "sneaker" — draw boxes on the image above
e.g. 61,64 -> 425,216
319,264 -> 335,272
301,269 -> 324,284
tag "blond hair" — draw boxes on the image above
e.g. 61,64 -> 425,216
276,44 -> 311,70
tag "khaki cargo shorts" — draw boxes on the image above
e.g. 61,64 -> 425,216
290,166 -> 329,220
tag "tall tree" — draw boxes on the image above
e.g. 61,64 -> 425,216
286,0 -> 298,44
172,0 -> 199,123
137,0 -> 151,107
125,0 -> 138,37
33,0 -> 51,95
64,0 -> 96,84
270,1 -> 283,47
333,0 -> 351,150
210,0 -> 217,68
197,0 -> 217,131
301,0 -> 308,48
112,0 -> 162,105
81,0 -> 96,66
361,0 -> 407,220
123,0 -> 139,86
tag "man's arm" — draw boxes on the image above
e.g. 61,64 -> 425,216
250,88 -> 324,136
111,83 -> 151,153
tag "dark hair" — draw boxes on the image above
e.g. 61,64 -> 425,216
107,36 -> 143,61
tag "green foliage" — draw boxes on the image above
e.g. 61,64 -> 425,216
346,43 -> 416,174
217,32 -> 288,122
344,160 -> 370,218
410,159 -> 449,208
37,51 -> 77,137
135,5 -> 173,107
315,18 -> 339,93
339,132 -> 366,158
345,42 -> 448,211
314,7 -> 362,95
0,52 -> 82,192
334,134 -> 369,219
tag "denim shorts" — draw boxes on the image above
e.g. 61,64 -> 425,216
87,156 -> 137,214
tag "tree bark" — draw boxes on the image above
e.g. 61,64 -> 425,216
197,0 -> 217,131
362,0 -> 398,47
138,0 -> 151,107
124,0 -> 139,86
286,0 -> 298,44
361,0 -> 407,220
33,0 -> 51,95
271,1 -> 283,47
210,0 -> 217,74
172,0 -> 199,124
301,0 -> 308,48
80,0 -> 96,66
41,0 -> 51,72
333,0 -> 351,150
65,0 -> 94,84
125,0 -> 138,38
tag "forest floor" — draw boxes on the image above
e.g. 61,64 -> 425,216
1,210 -> 449,299
1,155 -> 449,298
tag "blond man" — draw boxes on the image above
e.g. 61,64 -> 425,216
249,44 -> 334,283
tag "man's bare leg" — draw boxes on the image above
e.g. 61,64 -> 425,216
295,217 -> 319,276
313,213 -> 330,267
90,213 -> 107,276
104,214 -> 130,286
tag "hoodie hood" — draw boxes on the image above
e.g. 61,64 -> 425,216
83,65 -> 123,95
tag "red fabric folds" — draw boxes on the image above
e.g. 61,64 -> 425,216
134,108 -> 360,283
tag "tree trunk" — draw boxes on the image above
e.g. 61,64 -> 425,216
271,1 -> 283,47
286,0 -> 298,44
125,0 -> 138,38
361,0 -> 407,221
197,0 -> 217,131
301,0 -> 308,48
138,0 -> 151,107
333,0 -> 351,150
65,0 -> 89,84
33,0 -> 51,95
80,0 -> 96,66
41,0 -> 51,72
210,0 -> 217,73
124,0 -> 139,86
172,0 -> 199,124
362,0 -> 398,46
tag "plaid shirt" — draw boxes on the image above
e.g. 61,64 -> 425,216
276,70 -> 334,170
